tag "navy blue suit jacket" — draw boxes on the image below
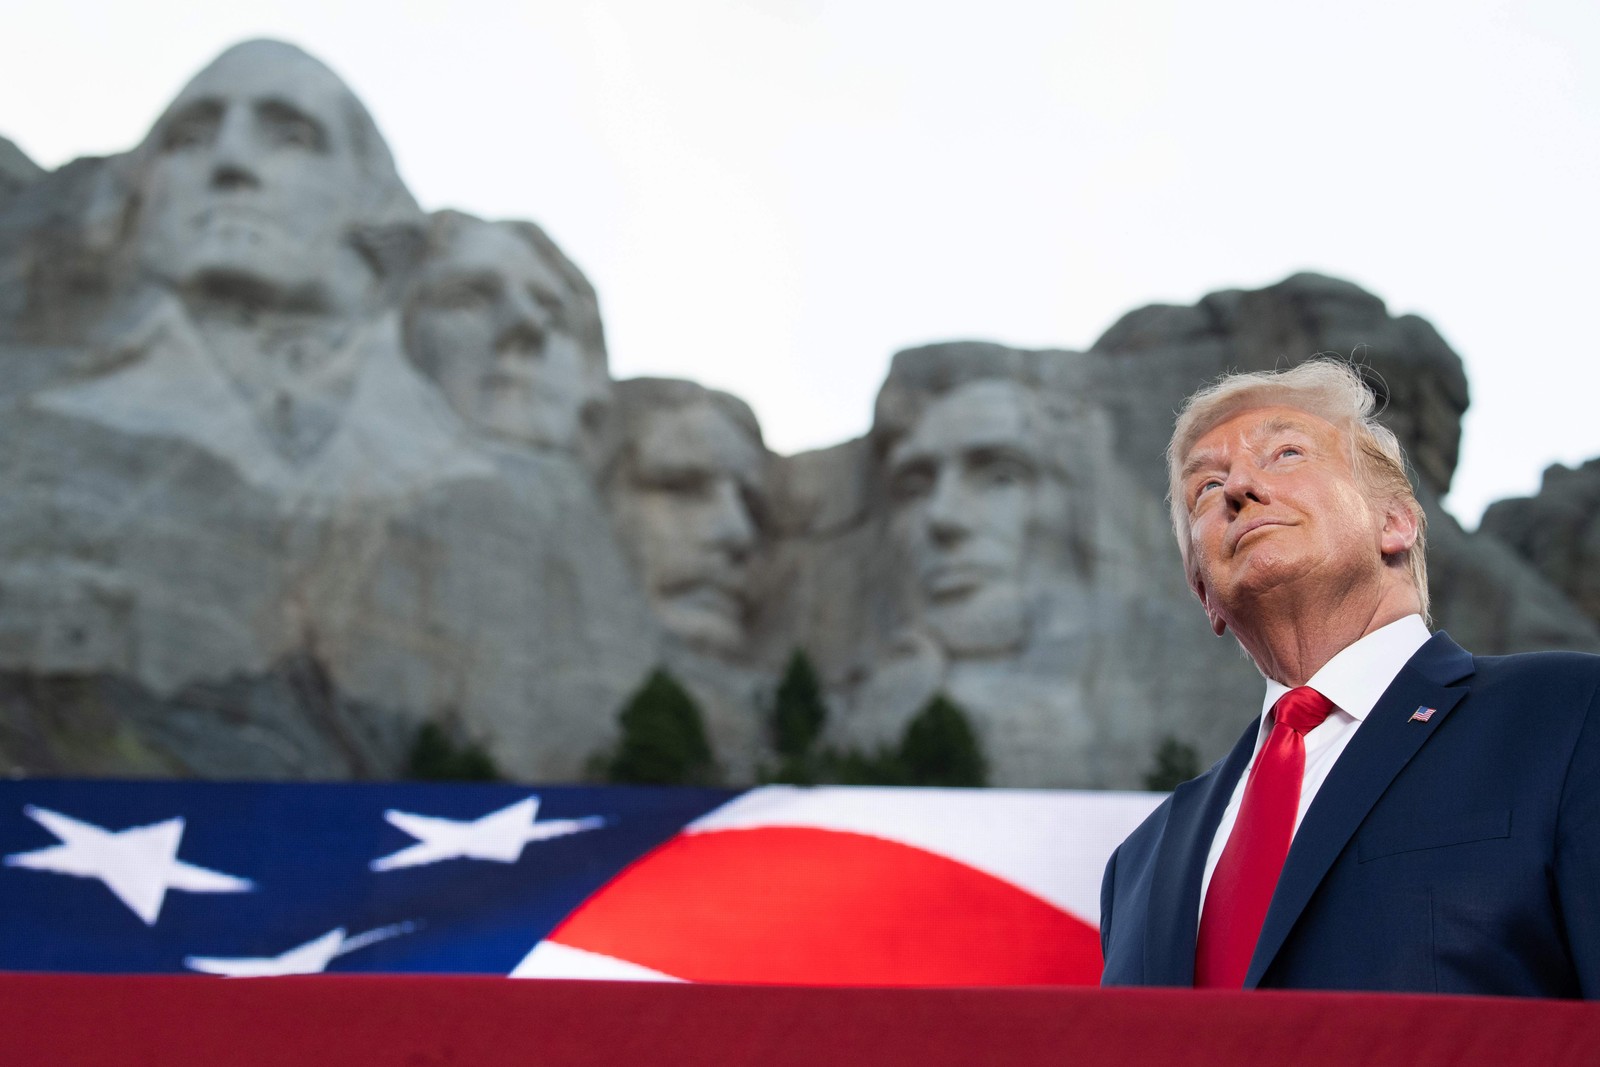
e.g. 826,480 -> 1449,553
1100,632 -> 1600,997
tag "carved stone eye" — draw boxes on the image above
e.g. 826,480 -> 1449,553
257,101 -> 328,152
969,450 -> 1036,489
889,460 -> 936,503
161,105 -> 221,151
425,276 -> 500,312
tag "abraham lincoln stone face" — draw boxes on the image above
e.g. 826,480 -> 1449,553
886,379 -> 1059,658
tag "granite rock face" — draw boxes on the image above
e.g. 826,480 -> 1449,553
2,41 -> 1596,789
0,136 -> 43,213
0,41 -> 661,781
1086,272 -> 1470,498
768,343 -> 1234,787
1481,459 -> 1600,629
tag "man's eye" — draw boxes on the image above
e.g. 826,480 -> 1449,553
425,277 -> 498,311
257,103 -> 328,152
1193,479 -> 1222,503
640,470 -> 712,497
890,465 -> 934,502
270,120 -> 319,148
162,112 -> 219,151
976,457 -> 1034,488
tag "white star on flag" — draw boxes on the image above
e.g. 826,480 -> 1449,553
370,796 -> 605,871
186,922 -> 415,977
3,805 -> 252,924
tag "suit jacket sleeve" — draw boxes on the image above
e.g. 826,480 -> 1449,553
1100,844 -> 1118,962
1557,679 -> 1600,996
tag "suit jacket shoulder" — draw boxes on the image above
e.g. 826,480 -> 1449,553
1260,632 -> 1600,996
1100,632 -> 1600,997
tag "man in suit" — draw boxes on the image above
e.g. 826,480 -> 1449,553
1099,359 -> 1598,997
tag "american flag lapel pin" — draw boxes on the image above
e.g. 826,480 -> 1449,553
1409,706 -> 1437,723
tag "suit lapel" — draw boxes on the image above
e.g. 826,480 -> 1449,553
1244,632 -> 1475,988
1143,717 -> 1260,985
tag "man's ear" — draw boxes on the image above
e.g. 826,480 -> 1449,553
1379,501 -> 1421,560
1191,575 -> 1227,637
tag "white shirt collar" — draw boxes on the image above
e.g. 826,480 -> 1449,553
1260,614 -> 1432,724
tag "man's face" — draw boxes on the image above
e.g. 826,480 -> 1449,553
405,222 -> 593,451
887,380 -> 1045,656
1179,404 -> 1393,635
135,45 -> 368,309
616,402 -> 764,654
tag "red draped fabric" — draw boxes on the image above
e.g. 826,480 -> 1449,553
2,974 -> 1595,1067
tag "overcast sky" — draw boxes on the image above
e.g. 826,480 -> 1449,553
5,0 -> 1597,525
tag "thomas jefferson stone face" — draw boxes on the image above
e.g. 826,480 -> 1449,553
134,42 -> 373,312
613,399 -> 764,654
404,219 -> 596,451
887,379 -> 1050,657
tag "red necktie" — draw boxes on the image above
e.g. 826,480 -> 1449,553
1194,685 -> 1335,988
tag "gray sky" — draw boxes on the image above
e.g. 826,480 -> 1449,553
5,0 -> 1597,525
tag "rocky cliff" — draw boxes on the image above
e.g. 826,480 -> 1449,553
2,41 -> 1593,788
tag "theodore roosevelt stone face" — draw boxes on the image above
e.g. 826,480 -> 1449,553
611,388 -> 766,655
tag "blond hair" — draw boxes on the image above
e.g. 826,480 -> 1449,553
1166,359 -> 1429,621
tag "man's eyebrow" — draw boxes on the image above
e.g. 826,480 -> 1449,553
1182,414 -> 1319,477
1179,448 -> 1222,483
158,99 -> 223,134
167,98 -> 222,119
527,281 -> 567,315
437,268 -> 499,286
1257,415 -> 1313,437
255,96 -> 321,122
254,98 -> 331,148
632,456 -> 711,480
887,441 -> 935,471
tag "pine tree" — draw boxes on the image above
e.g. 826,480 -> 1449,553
822,744 -> 911,786
606,668 -> 717,785
1142,735 -> 1200,792
898,692 -> 987,787
772,650 -> 827,758
406,721 -> 502,782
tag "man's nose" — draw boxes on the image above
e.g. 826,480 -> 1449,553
925,469 -> 971,546
209,106 -> 262,191
1221,463 -> 1268,511
705,479 -> 756,559
495,287 -> 548,355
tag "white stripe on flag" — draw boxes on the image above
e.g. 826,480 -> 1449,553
511,940 -> 685,982
683,786 -> 1165,924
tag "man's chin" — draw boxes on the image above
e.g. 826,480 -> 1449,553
156,263 -> 331,314
1209,555 -> 1315,611
921,564 -> 1005,601
476,389 -> 578,451
658,600 -> 746,656
923,587 -> 1027,658
146,237 -> 338,312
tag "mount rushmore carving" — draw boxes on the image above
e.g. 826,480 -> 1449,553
1,40 -> 1594,787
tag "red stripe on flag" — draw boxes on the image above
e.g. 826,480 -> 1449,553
549,826 -> 1103,986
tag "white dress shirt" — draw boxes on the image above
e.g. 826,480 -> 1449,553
1197,614 -> 1432,915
